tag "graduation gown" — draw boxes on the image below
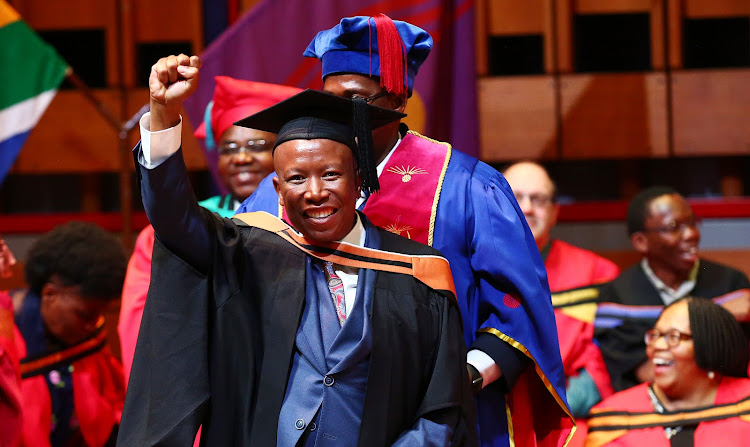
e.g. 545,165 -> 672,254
584,378 -> 750,447
238,128 -> 573,447
118,146 -> 476,446
594,260 -> 750,392
118,194 -> 237,385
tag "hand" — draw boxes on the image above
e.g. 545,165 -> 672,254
148,54 -> 202,131
716,289 -> 750,322
0,236 -> 16,279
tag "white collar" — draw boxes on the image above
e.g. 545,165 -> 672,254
340,212 -> 366,248
640,258 -> 700,305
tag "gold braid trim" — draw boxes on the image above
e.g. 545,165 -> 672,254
405,130 -> 452,247
505,400 -> 516,447
478,327 -> 576,446
551,287 -> 600,308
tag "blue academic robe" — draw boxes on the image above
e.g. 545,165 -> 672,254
238,134 -> 573,447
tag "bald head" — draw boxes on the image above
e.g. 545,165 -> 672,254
503,161 -> 559,250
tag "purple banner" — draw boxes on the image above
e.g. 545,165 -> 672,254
184,0 -> 478,192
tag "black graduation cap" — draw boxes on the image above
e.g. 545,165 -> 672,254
234,88 -> 405,193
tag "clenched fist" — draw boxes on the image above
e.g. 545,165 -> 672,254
148,54 -> 202,131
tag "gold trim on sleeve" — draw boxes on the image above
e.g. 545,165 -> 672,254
478,327 -> 576,446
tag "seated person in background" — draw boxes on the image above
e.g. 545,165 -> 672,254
117,76 -> 299,384
118,54 -> 475,446
504,161 -> 617,418
586,297 -> 750,447
0,235 -> 22,447
595,186 -> 750,392
13,222 -> 127,447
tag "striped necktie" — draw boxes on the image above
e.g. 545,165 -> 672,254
323,261 -> 347,326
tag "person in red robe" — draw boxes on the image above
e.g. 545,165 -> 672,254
14,222 -> 127,447
504,161 -> 618,446
585,297 -> 750,447
0,235 -> 21,447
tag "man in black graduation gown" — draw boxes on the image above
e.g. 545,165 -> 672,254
595,186 -> 750,392
117,54 -> 476,446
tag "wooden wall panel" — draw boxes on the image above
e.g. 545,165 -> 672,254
487,0 -> 546,35
131,0 -> 202,50
684,0 -> 750,18
12,91 -> 123,173
671,69 -> 750,156
21,0 -> 119,87
476,0 -> 489,75
478,76 -> 558,161
575,0 -> 652,14
11,88 -> 207,174
559,73 -> 669,159
555,0 -> 574,73
484,0 -> 554,72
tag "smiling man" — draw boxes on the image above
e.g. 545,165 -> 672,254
595,186 -> 750,392
118,54 -> 475,447
117,77 -> 299,385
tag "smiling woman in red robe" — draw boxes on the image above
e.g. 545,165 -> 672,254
586,297 -> 750,447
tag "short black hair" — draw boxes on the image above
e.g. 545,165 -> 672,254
626,186 -> 679,236
665,297 -> 749,377
25,221 -> 127,301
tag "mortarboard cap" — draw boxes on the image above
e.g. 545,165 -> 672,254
194,76 -> 301,150
235,89 -> 405,193
303,14 -> 432,97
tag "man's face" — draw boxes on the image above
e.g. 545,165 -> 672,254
639,194 -> 701,276
273,139 -> 360,243
217,125 -> 276,202
323,74 -> 404,164
40,282 -> 110,346
503,162 -> 559,249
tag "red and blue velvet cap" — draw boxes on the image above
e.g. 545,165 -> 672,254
303,14 -> 432,97
194,76 -> 301,150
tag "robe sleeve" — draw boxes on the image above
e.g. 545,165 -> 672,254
117,237 -> 210,447
392,291 -> 477,447
467,164 -> 568,396
135,144 -> 212,273
458,161 -> 573,445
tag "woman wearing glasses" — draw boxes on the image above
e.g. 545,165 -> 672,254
585,297 -> 750,446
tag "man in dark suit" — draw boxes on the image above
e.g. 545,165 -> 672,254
118,54 -> 475,447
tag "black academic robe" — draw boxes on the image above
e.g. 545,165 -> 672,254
118,147 -> 475,447
595,259 -> 750,392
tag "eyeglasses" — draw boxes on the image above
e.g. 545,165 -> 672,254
513,192 -> 555,208
218,140 -> 272,157
644,217 -> 702,236
352,91 -> 390,104
644,328 -> 693,347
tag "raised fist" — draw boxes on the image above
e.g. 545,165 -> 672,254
148,54 -> 202,130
